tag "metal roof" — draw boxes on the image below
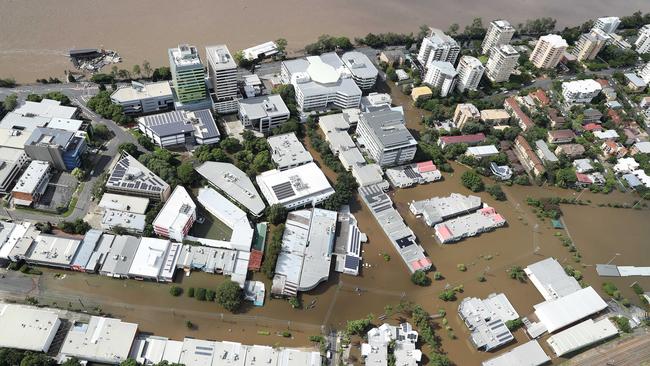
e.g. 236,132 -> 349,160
525,257 -> 582,301
360,109 -> 416,149
482,340 -> 550,366
533,286 -> 608,333
195,162 -> 266,216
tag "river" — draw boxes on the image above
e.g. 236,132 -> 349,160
0,0 -> 649,82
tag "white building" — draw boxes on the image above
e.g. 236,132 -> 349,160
256,162 -> 335,209
547,318 -> 618,357
482,340 -> 550,366
362,323 -> 421,366
267,132 -> 313,171
153,186 -> 196,242
573,28 -> 610,61
458,293 -> 519,351
0,147 -> 28,194
424,61 -> 458,97
361,92 -> 392,112
110,81 -> 174,115
417,27 -> 460,66
593,16 -> 621,34
356,109 -> 417,167
341,51 -> 379,90
106,153 -> 171,201
486,44 -> 519,83
525,257 -> 582,301
242,41 -> 278,60
128,237 -> 181,282
639,62 -> 650,84
138,109 -> 220,147
238,94 -> 290,133
101,210 -> 146,234
13,99 -> 79,119
98,193 -> 149,214
59,316 -> 138,364
205,44 -> 239,114
529,34 -> 568,69
11,160 -> 51,206
635,24 -> 650,54
456,56 -> 485,92
0,304 -> 61,353
481,20 -> 516,54
466,145 -> 499,158
561,79 -> 602,104
533,286 -> 608,334
281,53 -> 362,112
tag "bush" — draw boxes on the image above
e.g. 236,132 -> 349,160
433,272 -> 443,280
187,287 -> 195,298
195,288 -> 207,301
460,170 -> 484,192
631,283 -> 644,295
487,184 -> 506,201
602,282 -> 618,297
169,286 -> 182,297
59,219 -> 91,234
438,289 -> 456,302
457,263 -> 467,272
206,289 -> 216,302
505,318 -> 524,331
288,296 -> 301,309
508,266 -> 526,282
216,280 -> 243,312
612,316 -> 632,333
410,270 -> 431,286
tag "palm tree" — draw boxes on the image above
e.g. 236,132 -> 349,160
142,60 -> 152,78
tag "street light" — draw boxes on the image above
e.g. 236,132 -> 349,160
606,253 -> 621,265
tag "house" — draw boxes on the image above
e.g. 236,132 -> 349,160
548,108 -> 566,129
530,89 -> 550,106
438,133 -> 486,148
411,86 -> 433,102
594,129 -> 619,140
535,140 -> 559,163
624,73 -> 647,92
547,129 -> 576,144
613,157 -> 639,174
630,141 -> 650,155
555,143 -> 585,158
504,97 -> 534,131
601,140 -> 627,158
583,123 -> 603,132
582,108 -> 603,124
573,158 -> 595,173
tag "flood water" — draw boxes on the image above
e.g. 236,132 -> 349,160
1,0 -> 649,82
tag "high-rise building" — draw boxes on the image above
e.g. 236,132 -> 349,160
485,44 -> 519,83
481,20 -> 516,54
639,63 -> 650,84
635,24 -> 650,54
593,16 -> 621,34
572,29 -> 610,61
417,28 -> 460,67
453,103 -> 480,130
356,109 -> 417,167
424,61 -> 457,97
529,34 -> 568,69
168,44 -> 208,106
205,45 -> 239,114
455,56 -> 484,92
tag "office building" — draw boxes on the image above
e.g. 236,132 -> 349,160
561,79 -> 602,104
481,20 -> 516,54
153,186 -> 196,242
168,44 -> 209,108
409,193 -> 482,226
593,16 -> 621,34
482,340 -> 550,366
423,61 -> 457,97
385,161 -> 442,188
11,160 -> 51,206
357,109 -> 417,167
458,293 -> 519,351
456,56 -> 484,92
341,51 -> 379,90
128,238 -> 180,282
529,34 -> 568,69
12,99 -> 79,120
525,257 -> 582,301
0,147 -> 28,194
635,24 -> 650,54
281,53 -> 362,112
138,109 -> 220,148
533,286 -> 608,334
110,81 -> 174,115
485,44 -> 519,83
572,28 -> 610,61
0,304 -> 61,353
360,93 -> 391,112
195,187 -> 254,252
267,132 -> 313,171
101,209 -> 146,234
206,44 -> 239,114
106,153 -> 171,201
453,103 -> 480,130
256,162 -> 335,209
24,127 -> 87,170
332,206 -> 365,276
98,193 -> 149,215
238,94 -> 290,133
59,316 -> 138,364
99,235 -> 140,278
417,27 -> 460,66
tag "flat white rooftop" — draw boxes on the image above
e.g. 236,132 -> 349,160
547,318 -> 618,356
111,81 -> 173,103
46,117 -> 83,132
12,160 -> 49,195
267,132 -> 313,169
26,234 -> 81,267
14,99 -> 78,119
196,187 -> 254,252
195,162 -> 266,216
128,237 -> 180,281
0,304 -> 61,352
256,162 -> 335,208
525,257 -> 581,301
98,193 -> 150,214
152,186 -> 196,234
482,340 -> 550,366
533,286 -> 607,333
60,316 -> 138,363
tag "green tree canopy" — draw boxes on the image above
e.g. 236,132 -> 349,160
215,280 -> 243,312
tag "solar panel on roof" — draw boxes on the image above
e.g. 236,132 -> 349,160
396,237 -> 414,248
271,181 -> 296,200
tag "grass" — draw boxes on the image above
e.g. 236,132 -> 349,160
62,183 -> 84,217
190,207 -> 233,240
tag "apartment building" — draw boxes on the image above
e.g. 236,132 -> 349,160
110,81 -> 174,115
455,56 -> 484,92
561,79 -> 602,104
453,103 -> 481,130
168,44 -> 209,109
238,94 -> 290,133
635,25 -> 650,54
153,186 -> 196,242
529,34 -> 568,69
357,109 -> 417,167
572,29 -> 610,61
206,44 -> 239,114
0,148 -> 28,194
514,136 -> 545,176
423,61 -> 457,97
485,44 -> 519,83
417,27 -> 460,66
341,51 -> 379,90
593,16 -> 620,34
481,20 -> 516,54
640,62 -> 650,84
11,160 -> 51,206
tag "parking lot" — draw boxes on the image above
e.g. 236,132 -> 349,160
33,172 -> 78,213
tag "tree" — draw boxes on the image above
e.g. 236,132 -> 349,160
142,60 -> 152,78
71,167 -> 86,181
61,358 -> 82,366
220,137 -> 241,154
169,286 -> 182,296
555,168 -> 577,188
119,359 -> 138,366
266,204 -> 288,225
92,124 -> 111,140
486,184 -> 506,201
460,170 -> 484,192
438,289 -> 456,301
447,23 -> 460,36
152,67 -> 171,81
0,78 -> 17,88
132,64 -> 141,79
507,266 -> 526,282
505,318 -> 524,331
215,280 -> 243,312
275,38 -> 288,54
19,353 -> 55,366
90,73 -> 115,84
176,161 -> 196,185
118,143 -> 139,157
346,314 -> 373,336
262,224 -> 284,278
195,288 -> 207,301
60,219 -> 91,234
2,93 -> 18,112
429,353 -> 452,366
410,270 -> 431,286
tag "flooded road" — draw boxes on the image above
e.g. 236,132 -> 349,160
1,0 -> 649,82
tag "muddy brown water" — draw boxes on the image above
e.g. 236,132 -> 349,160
1,0 -> 649,82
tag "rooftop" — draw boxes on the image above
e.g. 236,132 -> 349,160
410,193 -> 482,226
439,133 -> 486,145
12,160 -> 50,195
482,340 -> 550,366
533,286 -> 607,333
128,238 -> 180,281
111,81 -> 173,103
525,257 -> 581,301
100,235 -> 140,276
13,99 -> 78,119
169,44 -> 202,68
0,127 -> 31,149
106,153 -> 170,197
196,187 -> 254,253
267,132 -> 313,169
361,109 -> 416,149
547,318 -> 618,356
535,140 -> 559,162
539,34 -> 568,47
238,94 -> 290,121
458,293 -> 519,351
256,162 -> 335,207
283,53 -> 361,99
101,209 -> 146,233
0,112 -> 50,131
98,193 -> 150,214
205,44 -> 237,70
562,79 -> 602,93
60,316 -> 138,363
152,186 -> 196,234
0,304 -> 61,352
195,162 -> 266,216
341,51 -> 379,79
139,109 -> 219,140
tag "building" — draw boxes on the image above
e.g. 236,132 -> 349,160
11,160 -> 51,206
573,158 -> 595,173
138,109 -> 220,147
256,162 -> 334,209
98,193 -> 149,214
593,16 -> 620,34
0,304 -> 61,353
385,161 -> 441,188
101,209 -> 146,234
271,208 -> 337,297
458,293 -> 519,351
0,222 -> 38,261
423,61 -> 457,97
409,193 -> 482,226
533,286 -> 608,334
529,34 -> 568,69
482,340 -> 550,366
631,141 -> 650,155
24,127 -> 87,170
361,323 -> 421,366
410,86 -> 433,101
547,129 -> 576,144
360,92 -> 392,112
106,153 -> 171,201
490,162 -> 513,180
547,318 -> 618,357
99,235 -> 140,278
635,24 -> 650,54
417,27 -> 460,66
453,103 -> 480,130
242,41 -> 278,60
379,49 -> 406,66
555,143 -> 585,158
514,135 -> 545,176
128,238 -> 180,282
561,79 -> 602,104
238,94 -> 290,134
582,108 -> 603,123
205,44 -> 239,114
341,51 -> 379,90
333,206 -> 365,276
281,53 -> 362,112
480,109 -> 510,125
467,145 -> 499,158
267,132 -> 313,170
504,97 -> 534,131
153,186 -> 196,242
482,20 -> 516,54
23,234 -> 82,268
0,147 -> 28,193
168,44 -> 209,108
572,29 -> 610,61
12,99 -> 79,120
69,229 -> 107,271
624,73 -> 647,92
438,133 -> 486,148
59,316 -> 138,364
640,63 -> 650,84
434,206 -> 506,243
110,81 -> 174,115
195,161 -> 266,216
456,56 -> 484,92
535,140 -> 558,163
548,108 -> 566,128
357,109 -> 417,167
525,257 -> 581,301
